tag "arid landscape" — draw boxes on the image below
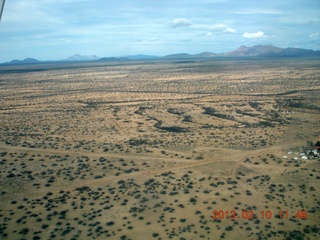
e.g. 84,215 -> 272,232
0,58 -> 319,239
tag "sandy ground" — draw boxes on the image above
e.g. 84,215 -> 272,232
0,59 -> 319,239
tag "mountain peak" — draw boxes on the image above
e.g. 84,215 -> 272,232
8,58 -> 40,64
224,44 -> 318,57
237,45 -> 249,50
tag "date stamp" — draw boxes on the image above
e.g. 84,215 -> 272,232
212,209 -> 308,220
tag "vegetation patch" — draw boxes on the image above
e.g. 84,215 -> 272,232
202,107 -> 235,121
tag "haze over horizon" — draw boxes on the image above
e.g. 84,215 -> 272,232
0,0 -> 319,62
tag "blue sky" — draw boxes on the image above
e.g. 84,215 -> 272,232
0,0 -> 319,62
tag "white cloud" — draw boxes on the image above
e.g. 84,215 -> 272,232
170,18 -> 192,28
309,32 -> 319,39
206,32 -> 213,37
242,31 -> 264,38
224,27 -> 236,33
210,24 -> 227,31
209,24 -> 236,33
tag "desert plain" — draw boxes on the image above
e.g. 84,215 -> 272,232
0,58 -> 319,239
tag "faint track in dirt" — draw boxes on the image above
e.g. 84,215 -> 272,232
0,142 -> 282,188
1,142 -> 319,224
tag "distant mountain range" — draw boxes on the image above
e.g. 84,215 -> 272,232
163,45 -> 320,59
224,45 -> 320,57
7,58 -> 41,64
2,45 -> 320,65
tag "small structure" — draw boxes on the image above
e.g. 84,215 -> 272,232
313,151 -> 319,157
305,145 -> 320,159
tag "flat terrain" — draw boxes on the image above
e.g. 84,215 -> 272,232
0,58 -> 320,240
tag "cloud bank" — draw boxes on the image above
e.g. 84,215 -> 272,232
1,0 -> 319,62
309,32 -> 319,39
